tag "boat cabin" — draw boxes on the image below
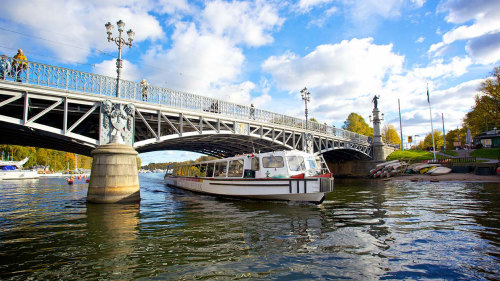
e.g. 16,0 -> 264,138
171,150 -> 331,179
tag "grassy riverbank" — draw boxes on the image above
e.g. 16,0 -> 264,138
470,148 -> 500,159
387,148 -> 500,162
386,150 -> 437,162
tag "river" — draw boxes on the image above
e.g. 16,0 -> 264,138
0,174 -> 498,280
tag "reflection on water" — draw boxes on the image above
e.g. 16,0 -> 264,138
0,174 -> 498,280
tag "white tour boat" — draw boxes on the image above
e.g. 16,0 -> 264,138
164,150 -> 334,204
0,157 -> 40,180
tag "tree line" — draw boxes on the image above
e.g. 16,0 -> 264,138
0,145 -> 92,171
142,155 -> 217,170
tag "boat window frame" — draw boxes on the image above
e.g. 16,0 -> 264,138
251,157 -> 259,171
214,161 -> 227,177
199,163 -> 207,177
262,156 -> 284,168
228,159 -> 244,178
206,162 -> 215,178
286,156 -> 305,172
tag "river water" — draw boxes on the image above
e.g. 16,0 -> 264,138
0,174 -> 498,280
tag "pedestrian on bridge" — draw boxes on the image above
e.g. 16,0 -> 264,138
13,49 -> 27,82
141,78 -> 148,101
250,104 -> 255,120
0,55 -> 11,80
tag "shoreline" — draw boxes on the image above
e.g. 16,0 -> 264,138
386,173 -> 500,183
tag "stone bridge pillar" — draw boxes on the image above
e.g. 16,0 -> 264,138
87,100 -> 140,203
371,96 -> 387,161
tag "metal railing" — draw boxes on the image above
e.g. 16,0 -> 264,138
0,56 -> 370,143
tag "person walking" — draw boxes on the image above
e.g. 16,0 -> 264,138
141,78 -> 148,101
250,103 -> 255,120
0,55 -> 11,80
13,49 -> 27,82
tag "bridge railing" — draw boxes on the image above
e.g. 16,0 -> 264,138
0,57 -> 370,144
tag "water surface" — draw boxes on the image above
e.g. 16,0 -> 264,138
0,175 -> 498,280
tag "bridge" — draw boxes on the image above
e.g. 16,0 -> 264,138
0,57 -> 374,161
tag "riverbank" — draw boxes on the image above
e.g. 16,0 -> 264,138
388,173 -> 500,182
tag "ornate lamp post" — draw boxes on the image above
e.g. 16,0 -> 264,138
300,87 -> 311,130
105,20 -> 135,98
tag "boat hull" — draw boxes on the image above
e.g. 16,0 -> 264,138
0,170 -> 40,180
165,176 -> 332,204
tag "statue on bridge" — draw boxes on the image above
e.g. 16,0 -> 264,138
372,95 -> 379,109
101,100 -> 135,145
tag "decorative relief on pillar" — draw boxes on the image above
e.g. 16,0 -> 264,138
304,133 -> 314,154
100,100 -> 135,146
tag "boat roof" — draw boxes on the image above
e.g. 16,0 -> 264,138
174,150 -> 317,166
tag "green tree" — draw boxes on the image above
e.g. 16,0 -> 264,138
382,125 -> 401,145
342,113 -> 373,136
422,130 -> 444,150
464,66 -> 500,135
445,128 -> 467,149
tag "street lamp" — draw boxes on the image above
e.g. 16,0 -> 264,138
300,87 -> 310,130
105,20 -> 135,98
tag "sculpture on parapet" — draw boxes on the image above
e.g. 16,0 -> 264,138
100,100 -> 135,145
372,95 -> 379,109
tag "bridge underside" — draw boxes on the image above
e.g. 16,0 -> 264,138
139,134 -> 288,158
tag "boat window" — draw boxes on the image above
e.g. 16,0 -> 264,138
214,161 -> 227,177
251,157 -> 259,171
180,166 -> 187,176
286,156 -> 305,171
199,163 -> 207,177
190,165 -> 201,177
228,159 -> 244,177
308,159 -> 318,169
262,156 -> 284,168
206,163 -> 215,177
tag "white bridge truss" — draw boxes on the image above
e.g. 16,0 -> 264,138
0,57 -> 372,159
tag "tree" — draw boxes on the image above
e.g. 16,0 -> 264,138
342,113 -> 373,136
445,128 -> 467,149
382,125 -> 401,145
464,66 -> 500,135
422,130 -> 444,150
0,145 -> 92,171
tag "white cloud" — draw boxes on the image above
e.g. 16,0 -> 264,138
340,0 -> 407,33
141,22 -> 245,93
262,37 -> 404,98
156,0 -> 193,15
416,36 -> 425,43
466,32 -> 500,64
430,0 -> 500,64
0,0 -> 165,63
262,38 -> 405,124
396,79 -> 482,137
298,0 -> 334,11
412,56 -> 472,79
200,0 -> 284,47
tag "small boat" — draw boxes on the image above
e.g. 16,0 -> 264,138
375,160 -> 399,168
165,150 -> 334,204
0,157 -> 39,180
66,178 -> 74,185
428,166 -> 452,176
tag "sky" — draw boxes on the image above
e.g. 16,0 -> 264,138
1,0 -> 499,164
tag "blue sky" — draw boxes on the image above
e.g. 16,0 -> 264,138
1,0 -> 499,164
